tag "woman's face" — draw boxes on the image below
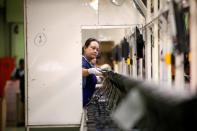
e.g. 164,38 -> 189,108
84,41 -> 99,60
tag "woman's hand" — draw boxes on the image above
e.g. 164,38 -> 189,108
88,68 -> 102,75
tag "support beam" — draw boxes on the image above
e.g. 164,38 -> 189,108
145,0 -> 152,80
153,0 -> 159,81
190,0 -> 197,91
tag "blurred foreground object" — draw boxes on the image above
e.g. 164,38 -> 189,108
86,71 -> 197,131
107,72 -> 197,131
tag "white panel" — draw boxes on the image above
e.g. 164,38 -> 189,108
190,0 -> 197,91
26,0 -> 97,125
26,0 -> 145,126
99,0 -> 145,25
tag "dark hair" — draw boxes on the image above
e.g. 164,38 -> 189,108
19,58 -> 24,69
19,58 -> 24,65
84,38 -> 99,49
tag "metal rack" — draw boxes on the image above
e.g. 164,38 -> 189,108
86,71 -> 128,131
86,70 -> 197,131
85,71 -> 143,131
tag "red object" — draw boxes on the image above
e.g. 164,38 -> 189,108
0,57 -> 15,97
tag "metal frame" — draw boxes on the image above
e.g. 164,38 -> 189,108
190,0 -> 197,91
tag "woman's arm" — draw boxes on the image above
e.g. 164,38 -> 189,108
82,68 -> 89,77
83,68 -> 101,77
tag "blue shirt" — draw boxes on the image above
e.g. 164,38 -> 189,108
82,56 -> 97,106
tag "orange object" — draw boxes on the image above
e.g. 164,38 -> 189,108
165,53 -> 171,65
189,52 -> 191,62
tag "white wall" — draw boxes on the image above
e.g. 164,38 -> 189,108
26,0 -> 145,126
82,28 -> 126,46
11,24 -> 24,63
0,11 -> 6,57
99,0 -> 144,25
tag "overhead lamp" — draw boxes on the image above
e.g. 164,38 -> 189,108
89,0 -> 98,11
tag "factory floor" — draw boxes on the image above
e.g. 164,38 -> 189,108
6,127 -> 25,131
5,126 -> 80,131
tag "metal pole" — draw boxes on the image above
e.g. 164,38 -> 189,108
153,0 -> 159,82
145,0 -> 152,80
138,58 -> 143,79
190,0 -> 197,91
175,54 -> 184,88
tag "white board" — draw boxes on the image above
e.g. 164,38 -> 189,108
25,0 -> 145,126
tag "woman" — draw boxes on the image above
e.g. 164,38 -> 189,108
82,38 -> 101,107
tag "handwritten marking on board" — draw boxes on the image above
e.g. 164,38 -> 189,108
31,78 -> 36,81
34,33 -> 47,46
